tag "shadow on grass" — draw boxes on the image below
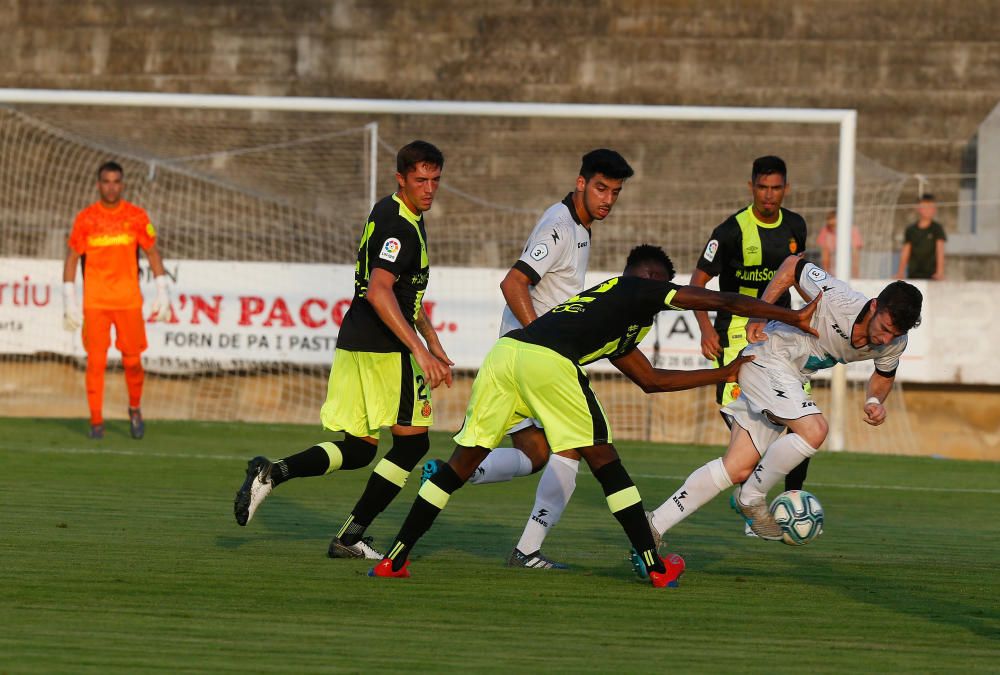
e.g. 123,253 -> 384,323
786,552 -> 1000,641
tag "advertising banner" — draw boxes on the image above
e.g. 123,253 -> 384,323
0,258 -> 991,384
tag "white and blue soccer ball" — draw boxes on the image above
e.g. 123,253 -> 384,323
769,490 -> 824,546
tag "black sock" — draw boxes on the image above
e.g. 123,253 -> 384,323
387,460 -> 464,571
339,433 -> 430,545
593,459 -> 665,575
271,434 -> 377,487
784,457 -> 811,491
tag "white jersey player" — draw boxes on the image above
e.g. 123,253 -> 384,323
421,149 -> 635,569
632,255 -> 924,576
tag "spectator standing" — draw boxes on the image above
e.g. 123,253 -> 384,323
816,209 -> 863,278
897,193 -> 946,280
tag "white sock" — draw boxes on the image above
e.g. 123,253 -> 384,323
515,453 -> 579,553
740,434 -> 818,503
651,458 -> 733,535
468,447 -> 533,485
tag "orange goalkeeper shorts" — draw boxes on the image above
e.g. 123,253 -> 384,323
82,307 -> 148,356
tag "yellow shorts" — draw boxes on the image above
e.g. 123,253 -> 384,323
453,338 -> 611,452
320,348 -> 433,440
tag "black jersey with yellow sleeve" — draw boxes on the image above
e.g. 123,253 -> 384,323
696,205 -> 807,330
336,193 -> 430,353
507,275 -> 683,366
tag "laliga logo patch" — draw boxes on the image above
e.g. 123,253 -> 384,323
421,401 -> 432,418
530,243 -> 549,261
146,223 -> 157,237
789,238 -> 798,253
808,266 -> 827,282
703,239 -> 719,263
379,237 -> 402,262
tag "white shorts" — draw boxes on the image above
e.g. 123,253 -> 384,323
507,417 -> 543,435
722,356 -> 820,454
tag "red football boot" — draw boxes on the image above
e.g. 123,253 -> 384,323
649,553 -> 685,588
369,558 -> 411,578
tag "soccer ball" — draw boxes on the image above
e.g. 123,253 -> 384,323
769,490 -> 824,546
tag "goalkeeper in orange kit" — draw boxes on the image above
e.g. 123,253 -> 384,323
62,161 -> 172,439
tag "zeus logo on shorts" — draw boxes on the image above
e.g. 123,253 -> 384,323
379,237 -> 402,262
703,239 -> 719,263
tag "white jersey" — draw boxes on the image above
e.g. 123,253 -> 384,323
499,193 -> 592,336
744,261 -> 907,382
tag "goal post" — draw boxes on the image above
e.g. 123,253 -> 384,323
0,88 -> 884,452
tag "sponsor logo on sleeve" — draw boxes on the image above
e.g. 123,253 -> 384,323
379,237 -> 402,262
808,266 -> 827,282
530,243 -> 549,261
703,239 -> 719,263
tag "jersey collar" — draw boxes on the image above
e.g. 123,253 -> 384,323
392,193 -> 422,226
562,192 -> 585,227
744,204 -> 783,229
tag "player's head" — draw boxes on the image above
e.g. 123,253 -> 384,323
917,192 -> 937,220
748,155 -> 788,221
96,161 -> 124,206
395,140 -> 444,215
624,244 -> 675,281
867,281 -> 923,345
575,149 -> 634,223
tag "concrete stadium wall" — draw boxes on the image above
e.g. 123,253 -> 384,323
0,0 -> 997,180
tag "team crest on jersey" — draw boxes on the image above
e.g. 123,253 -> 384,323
147,223 -> 156,238
808,266 -> 827,282
379,237 -> 402,262
420,400 -> 432,418
530,243 -> 549,261
789,238 -> 798,253
703,239 -> 719,262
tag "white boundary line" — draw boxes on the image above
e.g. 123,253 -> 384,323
2,446 -> 996,495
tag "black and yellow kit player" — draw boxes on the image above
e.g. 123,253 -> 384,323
369,245 -> 818,587
696,205 -> 807,403
233,141 -> 453,561
692,156 -> 811,494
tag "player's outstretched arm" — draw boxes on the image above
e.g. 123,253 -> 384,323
863,371 -> 894,426
689,267 -> 722,360
671,283 -> 820,337
367,268 -> 452,388
611,348 -> 755,393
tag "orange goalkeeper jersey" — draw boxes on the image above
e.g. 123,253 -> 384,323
68,200 -> 156,310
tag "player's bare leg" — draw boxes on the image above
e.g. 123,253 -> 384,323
739,413 -> 826,506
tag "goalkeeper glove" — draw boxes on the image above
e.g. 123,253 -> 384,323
62,281 -> 82,331
150,275 -> 172,322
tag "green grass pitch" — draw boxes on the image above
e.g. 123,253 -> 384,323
2,417 -> 997,672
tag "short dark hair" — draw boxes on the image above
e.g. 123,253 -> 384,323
98,161 -> 124,179
397,140 -> 444,176
624,244 -> 675,280
580,148 -> 634,182
751,155 -> 787,183
919,193 -> 935,202
876,281 -> 923,333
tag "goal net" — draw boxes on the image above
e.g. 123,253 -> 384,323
0,96 -> 917,454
